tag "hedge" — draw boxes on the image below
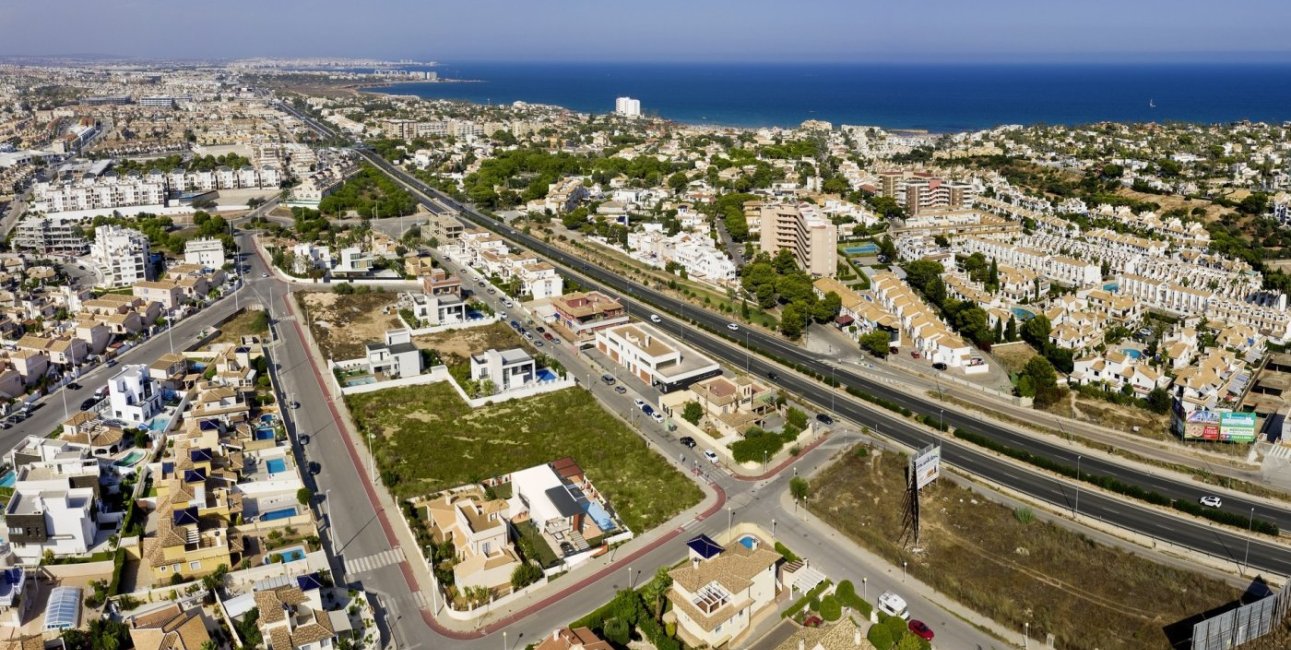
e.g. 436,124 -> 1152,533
774,541 -> 799,562
819,595 -> 842,621
782,580 -> 832,619
834,580 -> 872,618
954,429 -> 1279,535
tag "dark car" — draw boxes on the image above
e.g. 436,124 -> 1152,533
308,462 -> 322,475
601,374 -> 616,385
559,541 -> 575,555
679,436 -> 697,449
67,382 -> 82,390
908,620 -> 934,641
79,398 -> 97,411
299,435 -> 311,446
932,362 -> 947,371
816,413 -> 834,425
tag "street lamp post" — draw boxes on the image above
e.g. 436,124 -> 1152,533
902,560 -> 907,581
628,566 -> 633,589
861,577 -> 867,601
772,518 -> 776,537
1024,622 -> 1029,649
502,631 -> 507,650
939,407 -> 944,431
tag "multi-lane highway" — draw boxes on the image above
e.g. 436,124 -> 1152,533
349,142 -> 1291,577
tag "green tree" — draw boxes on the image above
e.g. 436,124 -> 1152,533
681,401 -> 704,425
667,171 -> 689,193
780,303 -> 807,339
297,487 -> 314,505
1146,386 -> 1172,414
860,331 -> 891,357
789,476 -> 810,501
1004,316 -> 1018,342
510,562 -> 543,589
813,291 -> 842,323
640,566 -> 673,620
603,617 -> 631,646
786,407 -> 809,431
1021,314 -> 1052,349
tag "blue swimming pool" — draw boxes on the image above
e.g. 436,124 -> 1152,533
147,417 -> 170,432
261,507 -> 297,521
1103,282 -> 1119,292
343,375 -> 377,387
537,368 -> 558,382
260,414 -> 276,424
843,243 -> 879,255
1010,307 -> 1036,321
583,501 -> 615,532
253,428 -> 275,441
1123,348 -> 1143,360
265,544 -> 307,563
265,459 -> 287,474
0,471 -> 14,488
738,535 -> 758,550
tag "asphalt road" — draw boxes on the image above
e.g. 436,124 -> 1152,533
352,147 -> 1291,578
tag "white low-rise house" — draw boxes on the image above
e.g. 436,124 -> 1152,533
4,487 -> 97,561
184,237 -> 226,269
332,246 -> 374,277
470,348 -> 536,391
595,322 -> 722,392
1070,349 -> 1169,396
364,329 -> 421,379
667,533 -> 780,648
292,243 -> 333,275
106,364 -> 163,427
90,225 -> 152,288
408,292 -> 468,326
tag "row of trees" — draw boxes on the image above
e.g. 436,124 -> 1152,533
318,165 -> 417,218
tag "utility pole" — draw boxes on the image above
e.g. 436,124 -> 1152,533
1074,455 -> 1081,519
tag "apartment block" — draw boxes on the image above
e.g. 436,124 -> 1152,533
183,237 -> 226,269
90,224 -> 153,288
595,322 -> 721,392
758,204 -> 837,277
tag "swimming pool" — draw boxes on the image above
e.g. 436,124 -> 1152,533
261,507 -> 297,521
0,471 -> 14,489
1010,307 -> 1036,321
583,501 -> 615,532
147,417 -> 170,432
265,459 -> 288,474
843,243 -> 879,255
253,428 -> 276,441
537,368 -> 558,382
260,414 -> 276,424
1103,282 -> 1119,292
1123,348 -> 1143,360
737,535 -> 759,550
265,545 -> 307,563
343,375 -> 377,387
114,450 -> 147,467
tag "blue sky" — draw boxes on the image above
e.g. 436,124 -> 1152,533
2,0 -> 1289,62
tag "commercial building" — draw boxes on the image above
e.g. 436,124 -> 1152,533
90,225 -> 153,288
184,237 -> 226,269
595,322 -> 721,392
758,204 -> 838,277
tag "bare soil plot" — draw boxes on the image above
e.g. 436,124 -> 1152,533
300,291 -> 401,360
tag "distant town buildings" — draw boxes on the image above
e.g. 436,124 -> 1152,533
614,96 -> 642,118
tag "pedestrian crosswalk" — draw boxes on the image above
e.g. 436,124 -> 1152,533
344,547 -> 406,575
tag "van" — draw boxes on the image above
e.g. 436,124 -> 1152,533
877,592 -> 910,621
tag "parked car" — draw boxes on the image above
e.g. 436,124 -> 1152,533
652,412 -> 664,423
308,462 -> 322,475
642,405 -> 655,417
649,314 -> 662,323
908,620 -> 934,641
703,450 -> 720,464
727,322 -> 740,331
816,413 -> 834,425
66,382 -> 82,390
633,398 -> 646,409
261,272 -> 270,278
79,398 -> 97,411
510,320 -> 521,329
932,362 -> 947,371
534,341 -> 544,348
299,435 -> 311,446
613,385 -> 627,394
1200,495 -> 1223,508
601,374 -> 616,385
291,401 -> 301,409
910,351 -> 921,359
106,359 -> 118,368
679,436 -> 697,448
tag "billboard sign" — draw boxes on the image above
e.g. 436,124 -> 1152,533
1220,412 -> 1257,443
913,444 -> 941,490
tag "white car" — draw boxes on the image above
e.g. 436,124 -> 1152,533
727,322 -> 740,331
703,450 -> 719,464
633,398 -> 646,409
1200,495 -> 1223,508
649,314 -> 661,323
652,412 -> 664,423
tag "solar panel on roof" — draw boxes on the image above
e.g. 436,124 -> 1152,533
686,534 -> 724,559
296,573 -> 323,591
183,468 -> 207,483
173,506 -> 200,526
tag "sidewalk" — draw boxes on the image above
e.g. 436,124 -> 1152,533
279,288 -> 731,637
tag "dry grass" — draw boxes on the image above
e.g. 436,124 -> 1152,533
209,309 -> 270,347
808,446 -> 1242,650
991,342 -> 1038,375
299,291 -> 401,360
413,321 -> 527,367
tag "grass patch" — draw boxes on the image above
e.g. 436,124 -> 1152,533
346,383 -> 702,533
807,445 -> 1246,650
209,309 -> 270,347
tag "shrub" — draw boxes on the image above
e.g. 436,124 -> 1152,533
868,622 -> 895,650
819,594 -> 842,621
510,562 -> 543,590
1014,507 -> 1035,524
782,580 -> 832,619
834,580 -> 872,618
603,617 -> 630,646
774,541 -> 799,562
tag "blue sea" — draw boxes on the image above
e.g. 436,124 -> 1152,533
365,62 -> 1291,132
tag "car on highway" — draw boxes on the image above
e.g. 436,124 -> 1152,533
633,398 -> 646,409
932,362 -> 947,371
727,322 -> 740,331
816,413 -> 834,425
704,450 -> 720,464
1200,495 -> 1223,508
908,620 -> 934,641
766,371 -> 779,381
679,436 -> 697,448
602,374 -> 616,385
106,359 -> 118,368
614,385 -> 627,394
649,314 -> 662,323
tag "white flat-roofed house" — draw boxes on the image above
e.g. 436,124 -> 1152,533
409,292 -> 468,326
107,364 -> 162,427
364,329 -> 421,380
4,487 -> 97,561
184,237 -> 226,269
470,348 -> 536,392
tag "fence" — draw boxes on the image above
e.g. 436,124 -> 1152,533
1191,581 -> 1291,650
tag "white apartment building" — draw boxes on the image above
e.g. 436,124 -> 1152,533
90,225 -> 153,288
758,203 -> 838,277
13,217 -> 90,256
958,236 -> 1100,287
183,237 -> 226,269
31,175 -> 166,214
106,364 -> 162,427
627,224 -> 737,285
5,488 -> 97,561
595,322 -> 721,392
615,96 -> 642,118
